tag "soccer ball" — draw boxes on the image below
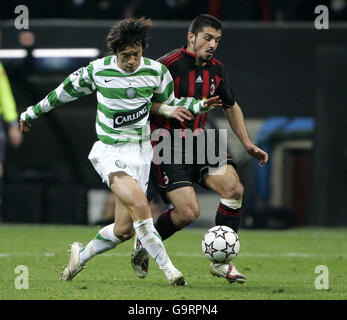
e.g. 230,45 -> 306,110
202,225 -> 240,263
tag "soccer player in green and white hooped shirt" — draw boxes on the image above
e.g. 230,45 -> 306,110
20,18 -> 221,285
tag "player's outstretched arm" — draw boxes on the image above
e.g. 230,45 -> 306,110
151,102 -> 193,122
224,101 -> 269,167
166,95 -> 222,115
153,63 -> 222,116
20,64 -> 96,130
151,95 -> 222,121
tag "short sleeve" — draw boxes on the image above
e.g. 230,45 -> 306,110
216,69 -> 235,108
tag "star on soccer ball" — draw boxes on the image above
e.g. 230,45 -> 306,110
221,242 -> 236,261
204,242 -> 218,260
212,226 -> 228,239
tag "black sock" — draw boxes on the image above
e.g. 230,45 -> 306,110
215,202 -> 241,233
154,208 -> 181,241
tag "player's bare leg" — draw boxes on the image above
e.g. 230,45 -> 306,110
62,172 -> 185,285
61,193 -> 128,281
111,172 -> 186,285
131,186 -> 199,278
203,164 -> 244,233
203,164 -> 246,283
166,186 -> 200,228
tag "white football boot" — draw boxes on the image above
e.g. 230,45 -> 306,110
60,242 -> 85,281
131,237 -> 150,278
160,262 -> 187,286
210,261 -> 246,284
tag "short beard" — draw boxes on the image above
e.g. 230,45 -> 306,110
194,44 -> 213,63
196,53 -> 212,65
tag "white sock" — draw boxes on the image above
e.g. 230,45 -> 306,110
133,218 -> 172,267
79,223 -> 122,264
221,198 -> 243,210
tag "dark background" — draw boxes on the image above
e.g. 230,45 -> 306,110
2,22 -> 346,118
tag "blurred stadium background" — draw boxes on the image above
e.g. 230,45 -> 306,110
0,0 -> 346,229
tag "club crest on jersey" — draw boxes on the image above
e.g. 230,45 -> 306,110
125,87 -> 136,99
210,83 -> 216,96
113,102 -> 148,128
163,175 -> 169,185
115,160 -> 127,169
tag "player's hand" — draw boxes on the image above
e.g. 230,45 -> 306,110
20,119 -> 31,133
203,95 -> 222,110
8,125 -> 23,147
172,106 -> 193,122
245,144 -> 269,167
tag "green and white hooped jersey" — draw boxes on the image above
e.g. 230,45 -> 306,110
20,56 -> 207,144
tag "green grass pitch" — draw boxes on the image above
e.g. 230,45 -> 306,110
0,224 -> 346,300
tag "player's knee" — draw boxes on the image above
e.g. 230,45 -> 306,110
220,181 -> 244,200
114,226 -> 135,241
115,232 -> 134,241
178,205 -> 200,225
125,198 -> 149,216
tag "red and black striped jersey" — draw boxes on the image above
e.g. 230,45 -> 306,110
150,46 -> 235,134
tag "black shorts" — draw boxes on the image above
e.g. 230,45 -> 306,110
149,142 -> 236,204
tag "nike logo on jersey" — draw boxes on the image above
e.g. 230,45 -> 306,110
104,79 -> 113,83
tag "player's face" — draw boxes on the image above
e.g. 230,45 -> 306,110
117,44 -> 143,73
189,27 -> 222,65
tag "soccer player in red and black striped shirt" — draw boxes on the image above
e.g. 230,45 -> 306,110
131,14 -> 268,283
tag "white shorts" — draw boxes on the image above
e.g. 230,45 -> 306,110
88,140 -> 153,194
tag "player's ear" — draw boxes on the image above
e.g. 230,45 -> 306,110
187,32 -> 195,46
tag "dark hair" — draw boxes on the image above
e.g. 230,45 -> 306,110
188,14 -> 222,35
106,17 -> 152,54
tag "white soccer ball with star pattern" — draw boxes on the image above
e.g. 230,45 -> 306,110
202,225 -> 240,263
